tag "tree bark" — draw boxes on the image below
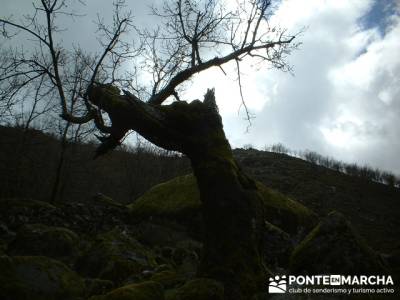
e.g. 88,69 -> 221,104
89,86 -> 266,299
190,142 -> 266,299
49,121 -> 70,203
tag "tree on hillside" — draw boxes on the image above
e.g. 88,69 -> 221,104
0,0 -> 299,298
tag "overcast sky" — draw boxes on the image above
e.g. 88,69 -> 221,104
2,0 -> 400,175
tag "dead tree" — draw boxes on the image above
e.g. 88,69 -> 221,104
1,0 -> 299,298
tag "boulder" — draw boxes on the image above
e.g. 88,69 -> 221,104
8,224 -> 79,264
128,175 -> 202,236
129,174 -> 317,236
0,255 -> 85,300
75,229 -> 156,284
0,198 -> 56,228
260,220 -> 294,269
290,211 -> 387,275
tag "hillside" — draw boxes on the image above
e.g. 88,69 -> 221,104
234,148 -> 400,253
0,126 -> 190,204
0,126 -> 399,299
1,126 -> 399,252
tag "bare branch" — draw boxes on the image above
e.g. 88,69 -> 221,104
1,0 -> 299,142
149,36 -> 295,105
0,19 -> 50,47
143,0 -> 297,106
235,58 -> 254,131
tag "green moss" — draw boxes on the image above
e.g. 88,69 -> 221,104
89,85 -> 122,110
290,211 -> 386,275
128,172 -> 316,297
0,255 -> 85,300
166,278 -> 224,300
158,96 -> 234,163
128,174 -> 201,218
75,229 -> 156,283
92,281 -> 164,300
261,220 -> 293,269
129,174 -> 317,235
256,182 -> 318,234
290,223 -> 321,262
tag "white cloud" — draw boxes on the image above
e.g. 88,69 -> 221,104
221,0 -> 400,175
321,12 -> 400,171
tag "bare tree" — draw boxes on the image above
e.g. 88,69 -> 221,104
1,0 -> 299,298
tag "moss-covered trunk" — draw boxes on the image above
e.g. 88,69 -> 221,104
190,145 -> 265,299
89,86 -> 266,299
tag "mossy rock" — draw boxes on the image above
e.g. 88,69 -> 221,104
0,198 -> 57,230
128,174 -> 200,219
8,224 -> 79,263
290,211 -> 387,275
0,255 -> 85,300
166,278 -> 224,300
75,229 -> 156,284
260,220 -> 294,269
89,281 -> 164,300
256,181 -> 317,235
129,174 -> 317,235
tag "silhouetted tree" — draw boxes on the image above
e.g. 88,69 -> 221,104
1,1 -> 299,298
270,142 -> 289,154
382,171 -> 396,187
303,150 -> 320,164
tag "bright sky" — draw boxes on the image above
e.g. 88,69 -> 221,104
2,0 -> 400,175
